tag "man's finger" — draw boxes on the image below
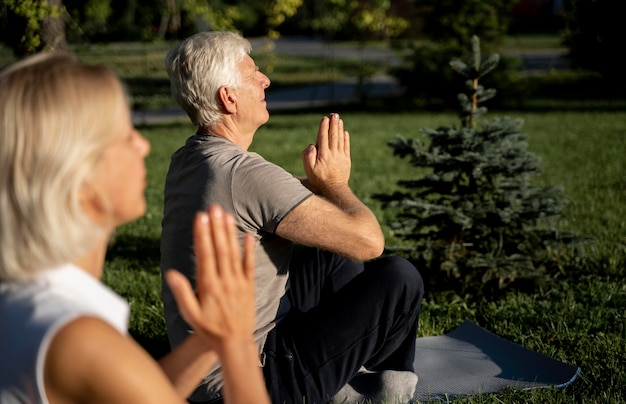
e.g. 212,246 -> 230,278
329,113 -> 340,150
316,116 -> 329,153
343,130 -> 351,155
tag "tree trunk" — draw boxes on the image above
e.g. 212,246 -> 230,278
41,0 -> 68,51
158,0 -> 180,39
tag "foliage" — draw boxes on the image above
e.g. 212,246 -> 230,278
2,0 -> 338,46
412,0 -> 516,52
264,0 -> 303,38
176,0 -> 243,33
562,0 -> 626,91
1,0 -> 64,54
307,0 -> 409,40
57,0 -> 257,43
63,0 -> 112,39
390,0 -> 521,107
376,36 -> 580,295
391,41 -> 463,109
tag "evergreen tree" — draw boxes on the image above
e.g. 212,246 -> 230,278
377,36 -> 577,295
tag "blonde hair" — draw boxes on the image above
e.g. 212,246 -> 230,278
165,31 -> 252,128
0,51 -> 125,282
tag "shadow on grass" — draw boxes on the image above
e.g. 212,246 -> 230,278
105,234 -> 161,271
105,235 -> 171,359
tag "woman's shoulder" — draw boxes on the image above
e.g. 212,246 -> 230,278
44,316 -> 178,404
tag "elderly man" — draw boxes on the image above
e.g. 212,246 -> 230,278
160,31 -> 424,404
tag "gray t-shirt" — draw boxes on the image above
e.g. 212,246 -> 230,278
160,133 -> 312,400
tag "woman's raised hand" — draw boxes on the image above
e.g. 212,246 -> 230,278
165,205 -> 256,351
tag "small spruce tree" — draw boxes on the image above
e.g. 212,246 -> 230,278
377,36 -> 577,295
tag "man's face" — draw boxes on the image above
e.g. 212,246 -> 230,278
232,54 -> 271,133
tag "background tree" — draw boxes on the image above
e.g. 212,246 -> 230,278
4,0 -> 307,45
264,0 -> 303,38
413,0 -> 514,51
562,0 -> 625,92
304,0 -> 409,40
376,36 -> 579,296
1,0 -> 67,56
391,0 -> 518,109
179,0 -> 239,32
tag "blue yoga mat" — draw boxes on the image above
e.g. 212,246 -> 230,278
412,320 -> 580,402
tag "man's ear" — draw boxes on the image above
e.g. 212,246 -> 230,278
218,86 -> 237,113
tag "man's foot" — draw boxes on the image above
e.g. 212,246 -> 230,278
333,368 -> 418,403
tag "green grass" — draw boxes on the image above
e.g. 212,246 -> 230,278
105,108 -> 626,403
5,37 -> 624,402
98,39 -> 626,403
502,34 -> 565,50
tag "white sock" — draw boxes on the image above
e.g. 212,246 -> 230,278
333,369 -> 418,403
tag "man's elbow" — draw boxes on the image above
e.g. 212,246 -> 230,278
355,230 -> 385,261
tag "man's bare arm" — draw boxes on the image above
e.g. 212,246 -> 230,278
277,114 -> 384,261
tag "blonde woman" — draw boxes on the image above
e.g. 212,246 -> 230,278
0,51 -> 269,404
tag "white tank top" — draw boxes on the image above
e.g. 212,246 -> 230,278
0,264 -> 129,403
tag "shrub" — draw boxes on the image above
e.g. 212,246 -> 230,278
377,36 -> 580,296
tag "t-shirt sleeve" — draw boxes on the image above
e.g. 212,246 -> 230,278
231,153 -> 312,234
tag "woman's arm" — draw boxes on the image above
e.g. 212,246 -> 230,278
45,317 -> 185,404
157,333 -> 219,397
45,205 -> 268,404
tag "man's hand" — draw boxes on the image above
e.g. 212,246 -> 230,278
165,205 -> 256,351
279,113 -> 385,260
301,113 -> 351,194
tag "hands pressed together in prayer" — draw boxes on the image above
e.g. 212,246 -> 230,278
302,113 -> 352,194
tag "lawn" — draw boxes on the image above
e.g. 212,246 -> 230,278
4,36 -> 622,403
106,107 -> 625,403
102,37 -> 623,403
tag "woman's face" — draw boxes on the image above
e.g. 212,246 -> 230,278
88,94 -> 151,228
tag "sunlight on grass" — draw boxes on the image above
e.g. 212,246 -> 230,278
106,107 -> 626,401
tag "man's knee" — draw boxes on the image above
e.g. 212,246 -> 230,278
366,256 -> 424,299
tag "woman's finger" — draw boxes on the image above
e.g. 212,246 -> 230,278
242,233 -> 256,281
194,210 -> 217,297
165,269 -> 202,328
225,212 -> 242,276
208,205 -> 234,282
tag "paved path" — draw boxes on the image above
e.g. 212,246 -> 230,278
132,37 -> 567,126
132,75 -> 403,125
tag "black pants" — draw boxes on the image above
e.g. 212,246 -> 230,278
262,248 -> 424,404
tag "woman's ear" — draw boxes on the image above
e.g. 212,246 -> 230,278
79,182 -> 106,225
218,86 -> 237,113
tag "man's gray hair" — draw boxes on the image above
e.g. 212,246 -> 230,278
165,31 -> 252,128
